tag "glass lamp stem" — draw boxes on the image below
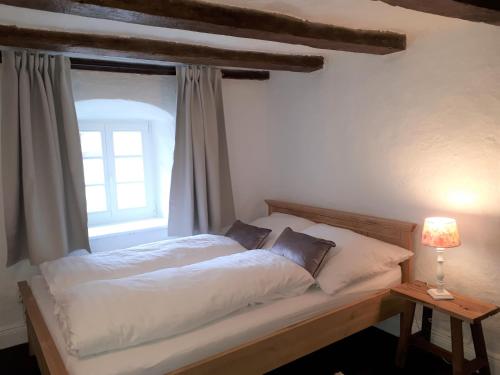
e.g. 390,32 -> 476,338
436,247 -> 445,293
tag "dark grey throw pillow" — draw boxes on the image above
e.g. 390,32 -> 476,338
270,227 -> 335,277
225,220 -> 272,250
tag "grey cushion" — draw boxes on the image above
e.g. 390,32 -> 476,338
225,220 -> 272,250
270,227 -> 335,277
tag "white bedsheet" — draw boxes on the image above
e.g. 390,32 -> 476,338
31,267 -> 401,375
57,250 -> 314,357
40,234 -> 244,297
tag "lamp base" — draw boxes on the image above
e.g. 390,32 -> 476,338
427,288 -> 454,300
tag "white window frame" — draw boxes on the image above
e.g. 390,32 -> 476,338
80,120 -> 157,227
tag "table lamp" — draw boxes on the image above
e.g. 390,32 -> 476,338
421,217 -> 460,300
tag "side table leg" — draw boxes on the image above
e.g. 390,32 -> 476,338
450,317 -> 465,375
395,300 -> 416,368
421,306 -> 433,341
471,322 -> 491,375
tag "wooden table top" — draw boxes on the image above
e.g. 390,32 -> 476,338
391,280 -> 500,323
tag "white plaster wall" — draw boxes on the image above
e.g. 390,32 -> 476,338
72,70 -> 177,114
263,20 -> 500,372
222,78 -> 274,222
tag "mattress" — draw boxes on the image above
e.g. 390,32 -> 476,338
30,267 -> 401,375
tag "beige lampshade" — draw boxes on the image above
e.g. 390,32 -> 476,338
422,217 -> 461,248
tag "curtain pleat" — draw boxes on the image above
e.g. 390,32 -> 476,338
1,51 -> 90,266
168,66 -> 235,236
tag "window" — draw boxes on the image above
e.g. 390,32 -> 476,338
80,120 -> 157,226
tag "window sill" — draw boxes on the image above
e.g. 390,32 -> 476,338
89,218 -> 168,239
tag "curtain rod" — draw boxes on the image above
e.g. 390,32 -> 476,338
0,54 -> 270,80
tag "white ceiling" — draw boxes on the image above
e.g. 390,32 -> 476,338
0,0 -> 491,58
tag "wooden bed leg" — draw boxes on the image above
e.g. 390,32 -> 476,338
27,319 -> 35,357
421,306 -> 433,341
450,317 -> 465,375
395,300 -> 416,368
471,322 -> 491,375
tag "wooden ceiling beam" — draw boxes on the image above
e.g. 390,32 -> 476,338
0,0 -> 406,54
377,0 -> 500,26
0,25 -> 323,73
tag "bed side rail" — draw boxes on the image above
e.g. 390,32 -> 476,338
169,290 -> 404,375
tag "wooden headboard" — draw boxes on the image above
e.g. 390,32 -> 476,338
265,200 -> 417,282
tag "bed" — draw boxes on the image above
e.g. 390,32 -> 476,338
18,199 -> 417,375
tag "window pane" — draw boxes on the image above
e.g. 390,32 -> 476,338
86,185 -> 107,213
115,157 -> 144,183
83,159 -> 105,185
80,131 -> 103,157
116,183 -> 146,209
113,131 -> 143,156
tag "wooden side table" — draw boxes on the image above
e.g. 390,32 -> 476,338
391,280 -> 499,375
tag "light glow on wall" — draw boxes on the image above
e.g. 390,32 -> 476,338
446,190 -> 478,209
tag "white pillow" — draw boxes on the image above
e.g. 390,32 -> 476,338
302,224 -> 413,295
250,213 -> 315,248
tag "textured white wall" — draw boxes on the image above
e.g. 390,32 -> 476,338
223,78 -> 274,222
263,21 -> 500,371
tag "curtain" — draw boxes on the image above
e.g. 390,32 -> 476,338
1,51 -> 90,266
168,66 -> 235,236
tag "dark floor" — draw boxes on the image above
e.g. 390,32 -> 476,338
1,327 -> 452,375
268,327 -> 453,375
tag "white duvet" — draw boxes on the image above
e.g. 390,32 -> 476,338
57,250 -> 314,358
40,234 -> 245,297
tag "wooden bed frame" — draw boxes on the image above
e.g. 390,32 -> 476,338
18,199 -> 417,375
